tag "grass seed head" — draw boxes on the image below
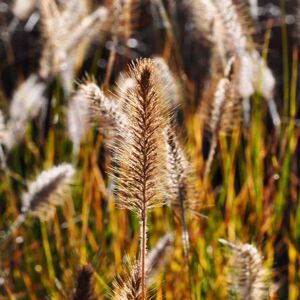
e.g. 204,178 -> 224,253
112,261 -> 143,300
220,239 -> 270,300
22,163 -> 75,220
72,264 -> 96,300
113,58 -> 170,215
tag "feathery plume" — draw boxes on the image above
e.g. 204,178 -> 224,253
165,125 -> 197,259
113,59 -> 169,211
72,264 -> 96,300
112,233 -> 174,299
12,0 -> 37,20
68,80 -> 128,151
3,74 -> 47,150
67,88 -> 91,154
113,58 -> 169,299
153,57 -> 181,108
78,81 -> 127,130
0,164 -> 75,247
146,232 -> 174,286
200,57 -> 240,177
219,239 -> 270,300
22,163 -> 75,220
184,0 -> 216,43
114,72 -> 137,103
39,0 -> 109,93
112,261 -> 142,300
209,0 -> 280,127
9,75 -> 46,121
248,0 -> 259,20
211,0 -> 251,55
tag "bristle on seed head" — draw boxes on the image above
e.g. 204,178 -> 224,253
72,264 -> 95,300
112,260 -> 142,300
219,239 -> 270,300
22,164 -> 75,220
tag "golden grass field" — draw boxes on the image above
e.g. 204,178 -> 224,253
0,0 -> 299,299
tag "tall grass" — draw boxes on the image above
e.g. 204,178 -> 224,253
0,0 -> 299,299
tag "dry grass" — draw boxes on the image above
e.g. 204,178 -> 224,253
0,0 -> 298,299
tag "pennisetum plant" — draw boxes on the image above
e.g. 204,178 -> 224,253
12,0 -> 37,21
145,231 -> 174,286
152,57 -> 181,109
199,57 -> 241,179
210,0 -> 280,127
71,264 -> 96,300
184,0 -> 217,44
219,239 -> 270,300
74,81 -> 128,132
247,0 -> 259,21
0,164 -> 75,247
2,74 -> 47,151
67,80 -> 128,152
112,260 -> 143,300
39,0 -> 109,94
112,58 -> 169,299
165,125 -> 197,261
112,232 -> 174,299
187,0 -> 280,127
103,0 -> 138,89
151,56 -> 197,264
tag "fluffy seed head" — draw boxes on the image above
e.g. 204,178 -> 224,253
219,239 -> 270,300
153,57 -> 181,108
211,0 -> 254,55
199,58 -> 241,135
184,0 -> 216,42
12,0 -> 37,20
39,0 -> 109,92
22,164 -> 75,220
3,74 -> 47,150
72,264 -> 95,300
114,72 -> 137,109
165,125 -> 197,214
9,74 -> 46,121
113,58 -> 169,214
67,88 -> 91,153
112,261 -> 142,300
68,80 -> 128,150
79,81 -> 128,131
146,232 -> 175,285
112,233 -> 174,299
